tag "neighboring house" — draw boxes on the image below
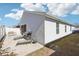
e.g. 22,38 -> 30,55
0,25 -> 6,41
19,11 -> 75,44
72,26 -> 79,33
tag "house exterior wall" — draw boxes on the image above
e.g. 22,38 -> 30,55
72,26 -> 75,31
44,19 -> 72,44
20,12 -> 45,44
57,24 -> 66,38
20,11 -> 75,45
44,18 -> 56,44
35,21 -> 44,44
59,23 -> 65,34
57,24 -> 72,40
67,25 -> 70,32
45,19 -> 57,44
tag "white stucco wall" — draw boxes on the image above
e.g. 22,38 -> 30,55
35,21 -> 44,44
20,12 -> 45,33
72,26 -> 75,31
67,25 -> 70,32
45,20 -> 57,44
56,24 -> 72,40
44,20 -> 72,44
20,11 -> 74,44
59,23 -> 65,34
20,12 -> 45,44
56,24 -> 66,39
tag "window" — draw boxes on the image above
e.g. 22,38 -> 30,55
20,24 -> 26,35
65,25 -> 67,32
56,22 -> 59,34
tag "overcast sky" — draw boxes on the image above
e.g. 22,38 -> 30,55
0,3 -> 79,26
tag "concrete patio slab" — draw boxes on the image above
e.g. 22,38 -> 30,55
1,35 -> 43,56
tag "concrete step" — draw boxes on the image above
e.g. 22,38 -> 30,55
16,39 -> 32,45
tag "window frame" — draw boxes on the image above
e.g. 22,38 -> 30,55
56,22 -> 59,34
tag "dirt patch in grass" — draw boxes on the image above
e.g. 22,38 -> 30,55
46,33 -> 79,56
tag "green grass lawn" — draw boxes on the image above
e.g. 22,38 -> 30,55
46,33 -> 79,56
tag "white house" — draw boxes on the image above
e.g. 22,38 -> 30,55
19,11 -> 75,45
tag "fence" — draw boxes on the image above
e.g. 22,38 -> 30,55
0,25 -> 6,41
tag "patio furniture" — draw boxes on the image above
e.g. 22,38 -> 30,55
14,31 -> 36,45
